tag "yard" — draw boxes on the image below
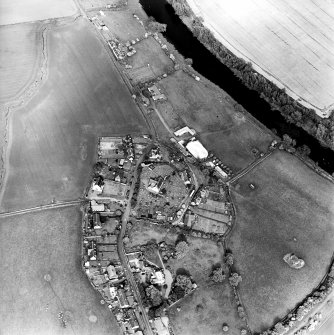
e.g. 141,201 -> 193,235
0,17 -> 147,211
0,206 -> 121,335
0,0 -> 76,25
187,0 -> 334,116
228,150 -> 334,332
158,70 -> 273,172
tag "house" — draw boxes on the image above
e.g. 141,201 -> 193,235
90,200 -> 105,212
148,85 -> 166,101
186,139 -> 208,160
109,286 -> 118,299
151,271 -> 165,285
117,289 -> 130,308
93,213 -> 101,228
107,265 -> 118,280
147,177 -> 164,194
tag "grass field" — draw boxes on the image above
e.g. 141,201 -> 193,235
0,0 -> 77,25
127,37 -> 173,82
96,5 -> 146,41
0,23 -> 42,104
228,150 -> 334,332
168,237 -> 244,335
187,0 -> 334,116
0,17 -> 147,211
159,70 -> 273,171
0,206 -> 121,335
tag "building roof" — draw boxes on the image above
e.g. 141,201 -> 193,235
186,140 -> 208,159
107,265 -> 118,279
174,126 -> 196,137
91,200 -> 105,212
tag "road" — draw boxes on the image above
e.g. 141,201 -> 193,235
228,150 -> 274,184
0,199 -> 83,218
117,146 -> 154,335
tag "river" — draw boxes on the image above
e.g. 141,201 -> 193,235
139,0 -> 334,174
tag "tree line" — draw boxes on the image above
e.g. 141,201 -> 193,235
167,1 -> 334,151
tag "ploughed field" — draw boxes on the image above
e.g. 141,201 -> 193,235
0,17 -> 147,211
0,0 -> 77,25
188,0 -> 334,115
229,150 -> 334,332
0,206 -> 121,335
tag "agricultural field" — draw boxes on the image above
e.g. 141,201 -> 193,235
0,23 -> 42,104
168,237 -> 244,335
0,0 -> 77,25
0,206 -> 121,335
159,70 -> 273,171
127,37 -> 174,83
187,0 -> 334,116
0,17 -> 147,211
228,150 -> 334,332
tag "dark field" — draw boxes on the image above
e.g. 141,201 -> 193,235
0,17 -> 147,211
159,70 -> 273,172
0,206 -> 121,335
229,151 -> 334,332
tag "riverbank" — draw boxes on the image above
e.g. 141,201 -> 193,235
148,0 -> 334,172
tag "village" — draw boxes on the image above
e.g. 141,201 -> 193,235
82,122 -> 240,335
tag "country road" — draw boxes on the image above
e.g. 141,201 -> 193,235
117,145 -> 154,335
0,199 -> 84,218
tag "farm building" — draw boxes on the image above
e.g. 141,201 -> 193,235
186,140 -> 208,159
174,126 -> 196,137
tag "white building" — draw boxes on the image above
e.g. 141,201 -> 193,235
107,265 -> 118,280
186,140 -> 208,159
151,271 -> 165,285
90,200 -> 105,212
174,126 -> 196,137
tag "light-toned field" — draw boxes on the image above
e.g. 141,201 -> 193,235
188,0 -> 334,116
159,70 -> 273,172
0,0 -> 77,25
81,0 -> 122,10
229,150 -> 334,332
0,206 -> 121,335
0,17 -> 147,211
0,23 -> 42,103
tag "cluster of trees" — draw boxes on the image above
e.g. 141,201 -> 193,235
259,262 -> 334,335
168,274 -> 194,303
175,240 -> 189,259
146,17 -> 167,33
210,266 -> 226,283
167,0 -> 191,16
229,272 -> 242,287
167,1 -> 334,151
145,285 -> 163,307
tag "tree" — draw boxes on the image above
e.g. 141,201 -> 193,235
145,285 -> 163,307
296,144 -> 311,157
210,267 -> 226,283
175,241 -> 189,259
185,58 -> 193,66
146,17 -> 167,33
175,275 -> 193,295
229,272 -> 242,287
224,253 -> 234,266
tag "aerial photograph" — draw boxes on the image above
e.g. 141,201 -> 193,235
0,0 -> 333,335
